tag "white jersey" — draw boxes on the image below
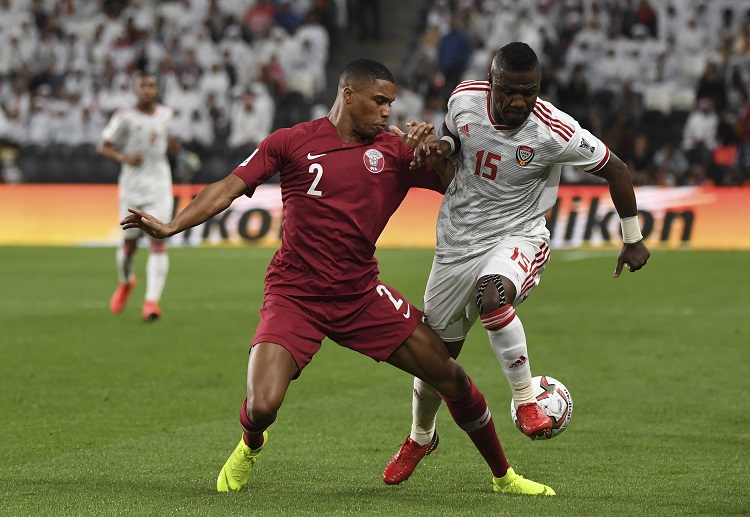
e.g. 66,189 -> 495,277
436,80 -> 610,262
101,104 -> 174,202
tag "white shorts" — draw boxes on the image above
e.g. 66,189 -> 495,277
119,194 -> 174,241
423,235 -> 551,342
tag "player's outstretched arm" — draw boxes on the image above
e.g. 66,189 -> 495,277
120,173 -> 249,239
593,153 -> 651,277
390,120 -> 435,150
410,123 -> 459,170
97,141 -> 142,166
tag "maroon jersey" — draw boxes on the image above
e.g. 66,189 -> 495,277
233,117 -> 445,297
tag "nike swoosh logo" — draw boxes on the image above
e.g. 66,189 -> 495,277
307,152 -> 326,159
403,304 -> 410,319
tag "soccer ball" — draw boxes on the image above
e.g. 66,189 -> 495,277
511,375 -> 573,439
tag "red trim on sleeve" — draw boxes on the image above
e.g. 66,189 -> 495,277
584,146 -> 611,173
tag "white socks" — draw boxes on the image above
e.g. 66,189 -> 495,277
482,306 -> 535,406
408,304 -> 536,442
410,377 -> 442,446
145,252 -> 169,302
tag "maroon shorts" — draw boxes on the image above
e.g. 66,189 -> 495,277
252,282 -> 423,373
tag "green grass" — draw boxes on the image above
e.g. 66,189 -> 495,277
1,247 -> 749,516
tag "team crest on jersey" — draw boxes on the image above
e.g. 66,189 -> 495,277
579,137 -> 596,154
516,145 -> 535,166
363,149 -> 385,173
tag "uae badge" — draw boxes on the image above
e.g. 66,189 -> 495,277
516,145 -> 535,166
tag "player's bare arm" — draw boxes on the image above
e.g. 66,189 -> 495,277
390,120 -> 435,150
97,140 -> 142,166
120,173 -> 249,239
593,153 -> 651,277
410,123 -> 460,170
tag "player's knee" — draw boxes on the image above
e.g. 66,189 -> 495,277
425,358 -> 469,396
150,239 -> 167,253
245,392 -> 281,427
123,239 -> 137,255
475,274 -> 513,314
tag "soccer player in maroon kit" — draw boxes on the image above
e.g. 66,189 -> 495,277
121,59 -> 554,495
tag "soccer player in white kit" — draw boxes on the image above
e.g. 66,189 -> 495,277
97,72 -> 175,322
383,42 -> 650,485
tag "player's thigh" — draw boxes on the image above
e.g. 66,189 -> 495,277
252,294 -> 326,376
423,255 -> 483,341
330,282 -> 422,363
479,236 -> 551,305
387,321 -> 469,396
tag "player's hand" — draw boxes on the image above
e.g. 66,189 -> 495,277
122,153 -> 143,166
120,208 -> 173,239
390,120 -> 435,150
409,139 -> 452,170
614,240 -> 650,278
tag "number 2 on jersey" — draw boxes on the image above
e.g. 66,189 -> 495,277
474,150 -> 502,180
376,284 -> 403,310
307,163 -> 323,196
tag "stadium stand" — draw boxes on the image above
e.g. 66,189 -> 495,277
0,0 -> 748,186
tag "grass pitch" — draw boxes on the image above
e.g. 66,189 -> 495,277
1,246 -> 748,516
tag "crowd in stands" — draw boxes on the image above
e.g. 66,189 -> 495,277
398,0 -> 750,186
0,0 -> 342,183
0,0 -> 749,186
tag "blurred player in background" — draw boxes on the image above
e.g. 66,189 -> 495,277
383,42 -> 651,484
121,58 -> 555,496
97,72 -> 175,322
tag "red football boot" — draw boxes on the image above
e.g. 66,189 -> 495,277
516,402 -> 553,440
383,431 -> 439,485
142,300 -> 162,322
109,277 -> 136,314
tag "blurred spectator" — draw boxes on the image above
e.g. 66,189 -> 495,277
227,87 -> 274,151
309,0 -> 339,43
634,0 -> 658,37
243,0 -> 276,40
652,141 -> 690,186
696,62 -> 727,113
438,16 -> 472,98
557,64 -> 588,121
737,90 -> 750,180
391,82 -> 424,124
622,133 -> 653,186
426,0 -> 451,38
275,1 -> 302,33
258,55 -> 287,99
682,97 -> 719,178
354,0 -> 381,41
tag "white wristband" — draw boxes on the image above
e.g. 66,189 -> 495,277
439,135 -> 456,155
620,216 -> 643,244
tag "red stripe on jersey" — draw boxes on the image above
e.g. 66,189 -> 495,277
451,80 -> 489,95
521,245 -> 550,295
532,107 -> 574,140
486,92 -> 515,130
534,102 -> 575,134
584,146 -> 611,173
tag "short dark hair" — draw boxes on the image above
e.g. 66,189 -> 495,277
135,70 -> 158,84
338,58 -> 395,90
491,42 -> 539,78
